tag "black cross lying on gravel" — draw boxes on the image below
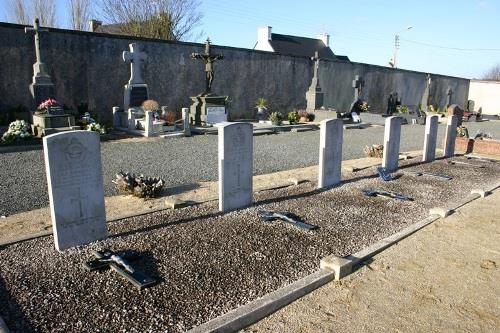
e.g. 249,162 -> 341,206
447,160 -> 485,168
362,189 -> 413,201
405,171 -> 452,181
83,249 -> 157,290
258,211 -> 319,230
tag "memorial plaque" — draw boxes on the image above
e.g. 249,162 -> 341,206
207,106 -> 227,124
129,86 -> 148,107
47,106 -> 64,115
43,131 -> 107,251
218,123 -> 253,212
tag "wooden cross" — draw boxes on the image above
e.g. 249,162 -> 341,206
84,249 -> 157,289
123,43 -> 147,85
25,18 -> 49,76
191,38 -> 223,94
352,75 -> 363,100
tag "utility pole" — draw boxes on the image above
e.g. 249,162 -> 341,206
391,26 -> 412,68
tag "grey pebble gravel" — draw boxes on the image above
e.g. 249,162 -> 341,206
0,157 -> 499,332
1,121 -> 499,217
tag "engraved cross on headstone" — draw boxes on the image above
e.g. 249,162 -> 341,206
25,18 -> 50,80
70,188 -> 88,219
123,43 -> 147,85
352,75 -> 363,100
191,38 -> 224,95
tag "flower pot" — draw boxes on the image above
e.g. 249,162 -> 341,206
256,107 -> 269,120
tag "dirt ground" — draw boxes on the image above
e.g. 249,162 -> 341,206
243,189 -> 500,333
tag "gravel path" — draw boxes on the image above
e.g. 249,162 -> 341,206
0,157 -> 499,332
0,122 -> 499,216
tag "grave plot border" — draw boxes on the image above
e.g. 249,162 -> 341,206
187,181 -> 500,333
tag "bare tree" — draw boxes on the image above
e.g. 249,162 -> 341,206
481,63 -> 500,81
8,0 -> 31,25
69,0 -> 93,30
31,0 -> 57,27
97,0 -> 203,41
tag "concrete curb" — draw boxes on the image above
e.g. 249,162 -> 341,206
0,316 -> 10,333
187,269 -> 334,333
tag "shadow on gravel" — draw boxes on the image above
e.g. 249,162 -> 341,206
0,275 -> 36,333
164,183 -> 202,196
110,211 -> 224,239
0,144 -> 43,154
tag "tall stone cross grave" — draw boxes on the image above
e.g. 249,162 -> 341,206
306,51 -> 324,111
25,18 -> 55,109
190,38 -> 228,126
446,87 -> 453,107
123,43 -> 149,110
352,75 -> 363,101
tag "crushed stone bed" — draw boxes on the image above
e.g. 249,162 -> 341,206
0,157 -> 499,332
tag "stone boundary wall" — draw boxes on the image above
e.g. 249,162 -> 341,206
468,80 -> 500,116
0,22 -> 470,124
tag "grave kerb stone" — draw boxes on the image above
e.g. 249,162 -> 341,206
43,131 -> 107,251
182,108 -> 191,136
318,119 -> 343,188
382,116 -> 403,172
145,111 -> 154,137
218,122 -> 253,212
443,115 -> 458,157
422,115 -> 439,162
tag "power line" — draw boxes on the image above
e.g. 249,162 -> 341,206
401,38 -> 500,52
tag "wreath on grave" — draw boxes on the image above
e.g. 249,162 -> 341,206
35,98 -> 60,115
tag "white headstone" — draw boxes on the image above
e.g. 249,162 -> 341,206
443,115 -> 458,157
382,116 -> 403,172
218,122 -> 253,212
422,115 -> 439,162
43,131 -> 107,251
128,109 -> 135,130
145,111 -> 154,137
112,106 -> 120,128
182,107 -> 191,136
318,119 -> 343,188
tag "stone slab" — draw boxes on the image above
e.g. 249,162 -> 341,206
471,189 -> 490,198
218,122 -> 253,212
318,119 -> 343,188
429,207 -> 453,218
43,131 -> 107,251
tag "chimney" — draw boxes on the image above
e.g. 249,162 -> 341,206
88,19 -> 102,32
318,33 -> 330,47
258,26 -> 272,43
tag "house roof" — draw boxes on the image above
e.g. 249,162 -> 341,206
269,33 -> 349,61
94,23 -> 126,35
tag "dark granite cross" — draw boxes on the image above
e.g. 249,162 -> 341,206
352,75 -> 363,100
84,249 -> 157,289
25,18 -> 50,78
191,38 -> 223,95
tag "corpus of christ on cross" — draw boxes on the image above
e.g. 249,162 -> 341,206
191,38 -> 224,95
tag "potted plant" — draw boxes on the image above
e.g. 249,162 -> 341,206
287,110 -> 300,125
268,111 -> 283,126
255,97 -> 269,120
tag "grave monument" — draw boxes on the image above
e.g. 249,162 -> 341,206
123,43 -> 149,110
306,52 -> 324,112
190,38 -> 228,126
26,18 -> 79,137
43,131 -> 108,251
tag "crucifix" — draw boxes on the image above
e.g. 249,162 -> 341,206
352,75 -> 363,101
84,249 -> 157,289
25,18 -> 50,81
310,51 -> 321,88
123,43 -> 147,85
191,38 -> 223,95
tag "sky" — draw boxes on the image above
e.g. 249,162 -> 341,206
1,0 -> 499,79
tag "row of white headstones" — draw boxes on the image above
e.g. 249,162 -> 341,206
43,115 -> 458,252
